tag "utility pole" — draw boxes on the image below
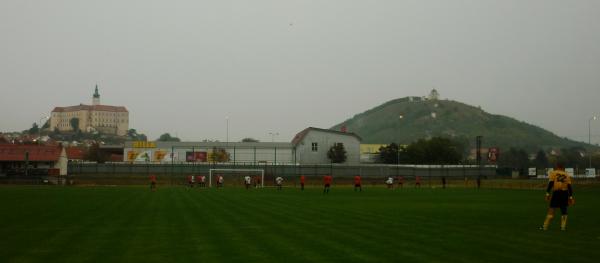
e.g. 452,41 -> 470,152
24,151 -> 29,177
226,116 -> 229,144
476,136 -> 482,189
589,116 -> 598,171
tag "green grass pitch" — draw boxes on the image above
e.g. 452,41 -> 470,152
0,185 -> 599,262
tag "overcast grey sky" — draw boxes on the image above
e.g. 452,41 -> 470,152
1,0 -> 599,144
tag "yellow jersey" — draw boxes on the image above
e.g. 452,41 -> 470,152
548,170 -> 572,191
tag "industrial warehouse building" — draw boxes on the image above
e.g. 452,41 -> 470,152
123,127 -> 362,165
124,141 -> 295,164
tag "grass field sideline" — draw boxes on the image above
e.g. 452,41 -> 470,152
0,186 -> 598,262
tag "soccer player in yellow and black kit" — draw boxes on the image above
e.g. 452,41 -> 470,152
540,164 -> 575,231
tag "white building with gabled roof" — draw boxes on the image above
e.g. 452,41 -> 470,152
292,127 -> 362,164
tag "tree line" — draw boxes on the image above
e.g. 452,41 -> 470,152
378,137 -> 464,165
376,137 -> 600,171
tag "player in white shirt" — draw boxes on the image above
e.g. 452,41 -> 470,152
275,176 -> 284,190
244,176 -> 251,190
217,175 -> 224,188
199,175 -> 206,188
386,177 -> 394,189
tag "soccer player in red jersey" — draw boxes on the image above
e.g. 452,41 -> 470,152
300,175 -> 306,191
323,175 -> 332,194
254,175 -> 261,188
149,174 -> 157,192
415,176 -> 421,188
354,175 -> 362,192
397,176 -> 404,188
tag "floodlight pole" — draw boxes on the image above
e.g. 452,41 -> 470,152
396,144 -> 400,177
589,116 -> 598,169
171,146 -> 174,185
476,136 -> 482,187
24,151 -> 29,176
226,117 -> 229,144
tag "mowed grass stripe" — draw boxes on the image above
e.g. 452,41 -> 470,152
258,188 -> 597,262
84,188 -> 151,262
202,190 -> 311,261
207,188 -> 342,262
178,189 -> 233,261
6,188 -> 131,262
251,190 -> 383,261
22,188 -> 133,262
238,189 -> 355,262
252,189 -> 430,262
57,188 -> 146,262
1,186 -> 599,262
185,188 -> 276,262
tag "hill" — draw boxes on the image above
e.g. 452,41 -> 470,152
332,97 -> 589,152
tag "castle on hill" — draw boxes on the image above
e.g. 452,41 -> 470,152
50,86 -> 129,136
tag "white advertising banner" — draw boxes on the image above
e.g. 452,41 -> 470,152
585,168 -> 596,178
565,168 -> 575,177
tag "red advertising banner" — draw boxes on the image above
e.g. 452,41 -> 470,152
186,151 -> 207,162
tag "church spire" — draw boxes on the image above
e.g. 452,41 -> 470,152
93,85 -> 100,98
92,85 -> 100,105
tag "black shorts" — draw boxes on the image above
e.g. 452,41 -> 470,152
324,184 -> 330,187
550,190 -> 569,208
355,184 -> 361,187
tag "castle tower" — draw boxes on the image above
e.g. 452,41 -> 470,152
92,85 -> 100,105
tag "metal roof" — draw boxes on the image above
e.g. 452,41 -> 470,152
0,144 -> 63,162
292,127 -> 362,145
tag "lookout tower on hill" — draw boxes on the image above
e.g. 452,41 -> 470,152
428,89 -> 439,101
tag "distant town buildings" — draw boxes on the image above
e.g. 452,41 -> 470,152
50,86 -> 129,136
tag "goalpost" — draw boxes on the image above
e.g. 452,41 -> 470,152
208,169 -> 265,188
